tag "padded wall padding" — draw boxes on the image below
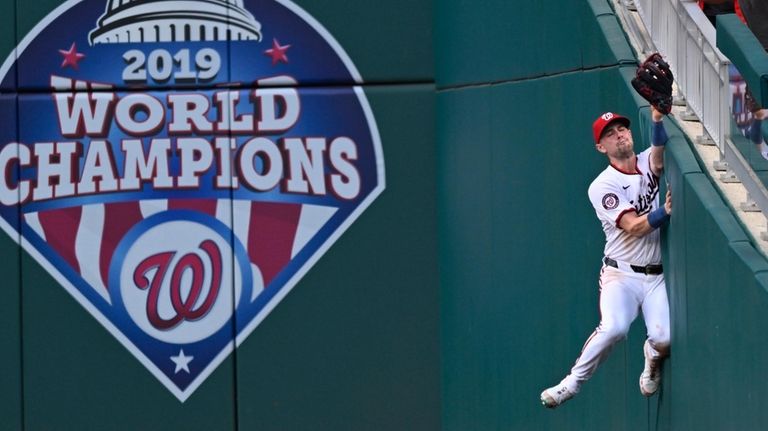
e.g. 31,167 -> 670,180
717,14 -> 768,108
436,1 -> 635,88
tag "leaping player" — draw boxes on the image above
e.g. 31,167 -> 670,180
541,105 -> 673,408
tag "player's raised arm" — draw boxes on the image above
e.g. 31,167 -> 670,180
649,107 -> 667,176
631,52 -> 674,176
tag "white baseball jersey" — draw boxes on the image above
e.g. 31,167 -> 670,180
588,147 -> 661,266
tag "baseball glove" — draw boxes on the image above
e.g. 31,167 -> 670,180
631,53 -> 674,115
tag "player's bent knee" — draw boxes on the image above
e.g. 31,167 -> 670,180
648,335 -> 671,356
652,339 -> 671,356
601,324 -> 630,343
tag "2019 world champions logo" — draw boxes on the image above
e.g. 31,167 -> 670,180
0,0 -> 384,401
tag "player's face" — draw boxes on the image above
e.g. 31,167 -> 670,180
597,122 -> 633,160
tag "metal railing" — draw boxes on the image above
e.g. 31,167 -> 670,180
627,0 -> 768,240
634,0 -> 731,151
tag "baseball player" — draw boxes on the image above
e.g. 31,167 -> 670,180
540,52 -> 675,409
540,106 -> 672,409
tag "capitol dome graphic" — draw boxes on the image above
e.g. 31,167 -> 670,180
89,0 -> 262,44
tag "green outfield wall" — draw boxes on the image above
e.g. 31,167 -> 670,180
438,1 -> 768,430
4,1 -> 768,430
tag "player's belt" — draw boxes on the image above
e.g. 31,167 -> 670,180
603,257 -> 663,275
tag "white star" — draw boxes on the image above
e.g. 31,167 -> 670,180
170,349 -> 194,374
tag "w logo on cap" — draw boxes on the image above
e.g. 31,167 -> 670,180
593,112 -> 630,144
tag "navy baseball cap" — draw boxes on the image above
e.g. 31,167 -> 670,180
592,112 -> 630,144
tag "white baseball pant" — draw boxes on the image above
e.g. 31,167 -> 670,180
562,264 -> 671,392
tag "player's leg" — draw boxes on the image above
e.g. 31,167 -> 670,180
568,268 -> 641,385
641,275 -> 670,353
541,267 -> 640,408
639,274 -> 670,396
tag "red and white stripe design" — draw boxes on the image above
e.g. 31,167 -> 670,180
23,199 -> 337,304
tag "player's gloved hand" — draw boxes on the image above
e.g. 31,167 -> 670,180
631,53 -> 674,115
